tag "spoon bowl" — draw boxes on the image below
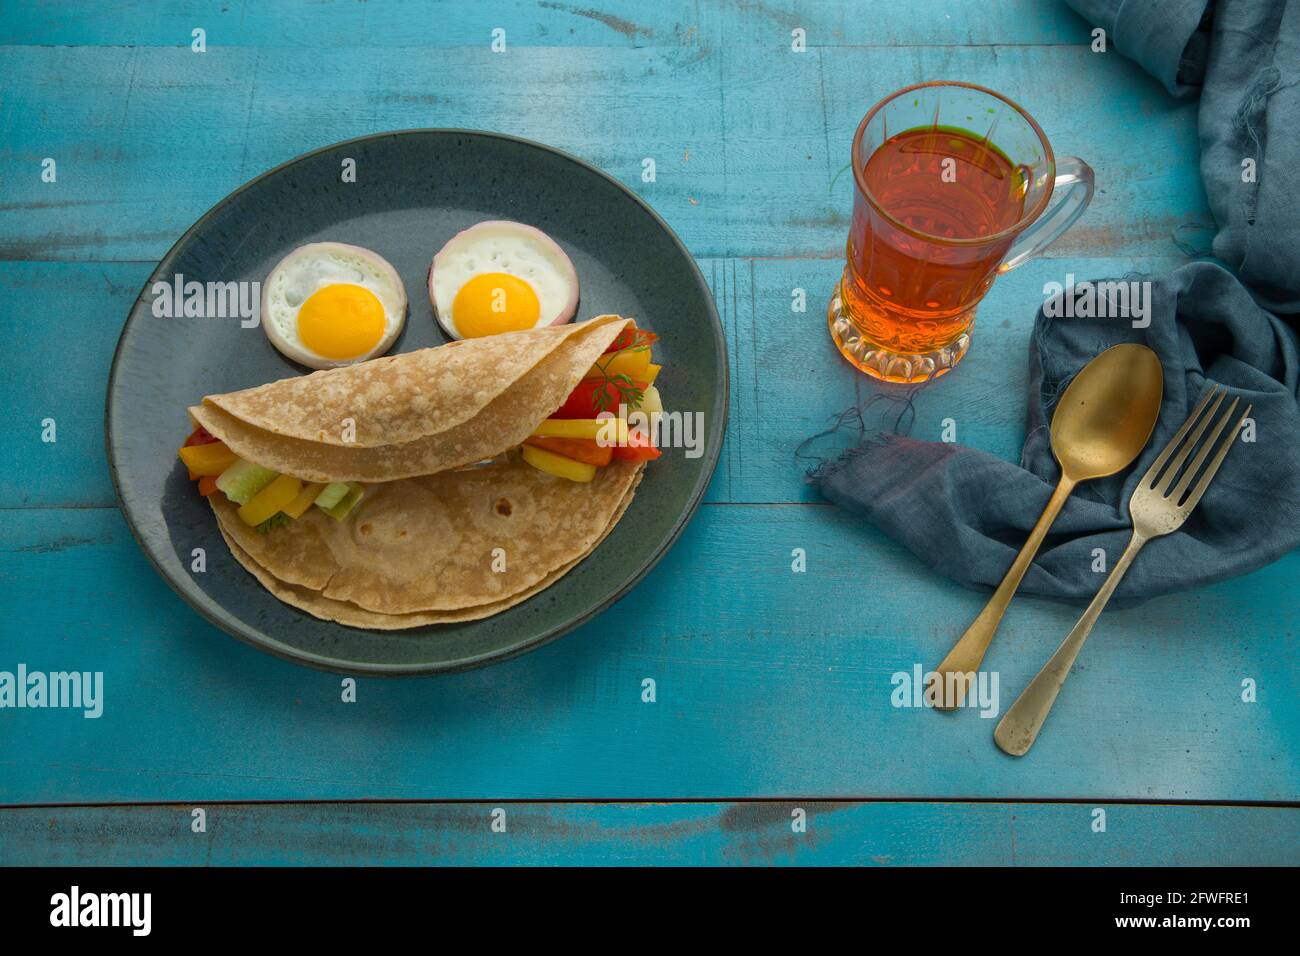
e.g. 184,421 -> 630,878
1051,344 -> 1165,482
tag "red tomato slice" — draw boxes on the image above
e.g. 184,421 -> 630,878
603,328 -> 657,354
184,426 -> 220,446
553,379 -> 649,419
611,428 -> 662,462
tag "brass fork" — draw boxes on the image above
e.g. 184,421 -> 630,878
994,386 -> 1251,756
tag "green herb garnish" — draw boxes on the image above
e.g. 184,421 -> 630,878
592,372 -> 644,413
256,512 -> 291,534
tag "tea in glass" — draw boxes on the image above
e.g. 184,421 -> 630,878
829,82 -> 1094,383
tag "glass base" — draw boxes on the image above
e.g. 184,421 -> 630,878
827,280 -> 972,384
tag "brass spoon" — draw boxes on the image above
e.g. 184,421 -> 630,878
932,343 -> 1163,709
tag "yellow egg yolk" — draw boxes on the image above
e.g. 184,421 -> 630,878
297,284 -> 386,359
451,273 -> 541,338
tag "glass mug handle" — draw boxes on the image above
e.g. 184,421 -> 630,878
998,156 -> 1095,273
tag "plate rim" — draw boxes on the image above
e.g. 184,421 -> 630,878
104,127 -> 729,677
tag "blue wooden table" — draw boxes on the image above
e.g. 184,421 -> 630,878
1,1 -> 1296,866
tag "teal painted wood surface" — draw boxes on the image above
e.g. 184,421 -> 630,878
3,502 -> 1297,803
0,5 -> 1203,263
0,0 -> 1295,863
2,801 -> 1296,866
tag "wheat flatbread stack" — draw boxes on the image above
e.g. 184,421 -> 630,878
188,315 -> 646,628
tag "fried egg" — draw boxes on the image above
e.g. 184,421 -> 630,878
262,242 -> 407,369
429,221 -> 579,339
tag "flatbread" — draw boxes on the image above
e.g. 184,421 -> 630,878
218,468 -> 643,629
211,457 -> 644,614
193,314 -> 648,628
191,315 -> 630,483
204,315 -> 625,448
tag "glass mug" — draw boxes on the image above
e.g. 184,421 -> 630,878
828,81 -> 1094,383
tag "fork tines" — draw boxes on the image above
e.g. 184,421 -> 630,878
1140,385 -> 1252,510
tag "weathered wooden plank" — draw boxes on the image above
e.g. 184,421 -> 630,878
0,43 -> 723,261
0,40 -> 1205,262
1,800 -> 1294,866
0,262 -> 148,509
2,506 -> 1294,805
0,0 -> 1087,49
732,41 -> 1206,259
0,0 -> 716,49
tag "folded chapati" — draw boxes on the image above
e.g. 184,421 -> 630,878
192,315 -> 645,629
211,455 -> 643,614
217,467 -> 642,629
191,314 -> 629,483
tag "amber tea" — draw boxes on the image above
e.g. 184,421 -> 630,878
846,127 -> 1027,337
829,82 -> 1094,383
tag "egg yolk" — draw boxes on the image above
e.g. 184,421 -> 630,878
452,273 -> 541,338
297,284 -> 386,359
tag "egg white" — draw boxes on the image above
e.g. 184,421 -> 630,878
261,242 -> 407,369
428,221 -> 579,339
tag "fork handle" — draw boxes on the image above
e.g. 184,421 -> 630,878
994,529 -> 1147,756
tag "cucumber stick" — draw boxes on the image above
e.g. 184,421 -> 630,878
324,484 -> 365,520
215,460 -> 278,505
313,481 -> 351,511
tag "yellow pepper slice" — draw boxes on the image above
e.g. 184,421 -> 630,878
521,444 -> 597,483
587,348 -> 651,382
531,417 -> 628,444
178,441 -> 239,477
644,363 -> 662,385
281,481 -> 325,520
237,474 -> 302,527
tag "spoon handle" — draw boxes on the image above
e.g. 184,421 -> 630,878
933,476 -> 1075,709
994,530 -> 1147,755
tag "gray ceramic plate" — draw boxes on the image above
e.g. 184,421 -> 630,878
106,130 -> 727,675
